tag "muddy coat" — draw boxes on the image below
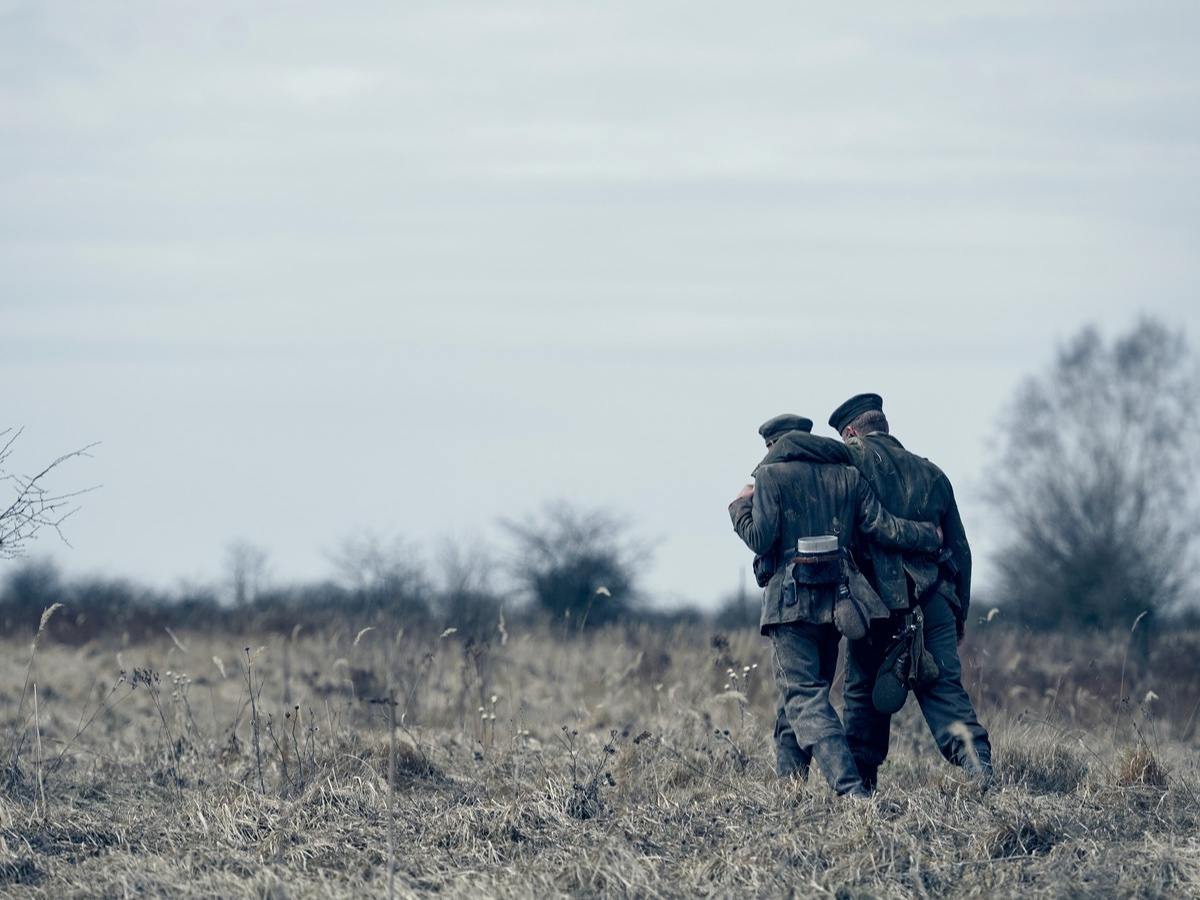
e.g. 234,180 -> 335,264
841,433 -> 972,622
729,433 -> 940,634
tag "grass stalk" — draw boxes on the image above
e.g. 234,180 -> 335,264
387,688 -> 396,900
33,683 -> 45,816
244,647 -> 265,795
5,603 -> 64,779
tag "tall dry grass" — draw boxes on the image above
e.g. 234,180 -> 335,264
1,613 -> 1198,898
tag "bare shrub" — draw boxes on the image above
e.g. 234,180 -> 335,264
986,817 -> 1061,858
0,429 -> 96,561
1000,741 -> 1089,794
1114,745 -> 1170,788
500,500 -> 652,629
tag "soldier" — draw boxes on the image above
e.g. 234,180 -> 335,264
729,415 -> 942,797
827,392 -> 993,792
754,415 -> 815,782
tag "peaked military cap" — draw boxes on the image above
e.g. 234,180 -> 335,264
828,392 -> 884,434
758,414 -> 813,445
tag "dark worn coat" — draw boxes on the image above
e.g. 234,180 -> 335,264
841,433 -> 972,621
729,433 -> 941,634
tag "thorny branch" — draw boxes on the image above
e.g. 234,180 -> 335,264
0,427 -> 99,559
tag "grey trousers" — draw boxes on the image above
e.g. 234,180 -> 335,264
774,697 -> 811,778
843,592 -> 991,783
768,620 -> 863,795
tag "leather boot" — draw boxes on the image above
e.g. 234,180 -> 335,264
813,737 -> 868,797
855,761 -> 878,794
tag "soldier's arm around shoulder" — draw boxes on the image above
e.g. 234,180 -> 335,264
852,470 -> 940,553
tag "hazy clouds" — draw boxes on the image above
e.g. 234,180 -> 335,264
3,1 -> 1199,606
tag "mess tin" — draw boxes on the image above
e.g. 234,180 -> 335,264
791,535 -> 841,584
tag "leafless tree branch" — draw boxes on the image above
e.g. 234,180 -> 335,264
0,427 -> 99,560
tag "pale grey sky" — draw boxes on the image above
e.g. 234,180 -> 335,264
3,1 -> 1199,609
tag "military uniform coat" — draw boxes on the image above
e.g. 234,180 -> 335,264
841,433 -> 972,621
729,433 -> 941,634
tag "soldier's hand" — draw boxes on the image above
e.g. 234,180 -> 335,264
735,483 -> 755,501
956,616 -> 966,646
936,525 -> 944,545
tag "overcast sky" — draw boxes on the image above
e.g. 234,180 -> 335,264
3,1 -> 1199,612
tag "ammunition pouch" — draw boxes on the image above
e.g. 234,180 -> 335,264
752,551 -> 778,588
791,550 -> 841,585
780,560 -> 799,606
780,537 -> 840,608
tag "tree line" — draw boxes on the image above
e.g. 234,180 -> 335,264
3,317 -> 1199,640
0,502 -> 719,644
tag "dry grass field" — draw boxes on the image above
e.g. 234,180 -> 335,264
2,609 -> 1199,898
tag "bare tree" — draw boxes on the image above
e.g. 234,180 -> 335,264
224,538 -> 270,607
326,529 -> 432,616
434,533 -> 502,635
500,500 -> 653,628
986,318 -> 1200,629
0,428 -> 97,560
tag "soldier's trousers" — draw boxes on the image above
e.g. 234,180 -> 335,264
768,621 -> 863,795
774,697 -> 811,778
843,592 -> 991,782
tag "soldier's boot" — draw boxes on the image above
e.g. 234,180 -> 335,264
855,760 -> 878,794
954,740 -> 994,792
967,746 -> 995,792
775,722 -> 811,780
974,766 -> 996,793
777,745 -> 811,781
813,737 -> 868,798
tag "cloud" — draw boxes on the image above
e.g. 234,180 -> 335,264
3,0 -> 1200,604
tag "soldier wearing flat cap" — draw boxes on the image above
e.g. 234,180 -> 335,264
828,392 -> 993,791
758,414 -> 814,447
750,416 -> 816,781
729,413 -> 942,797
